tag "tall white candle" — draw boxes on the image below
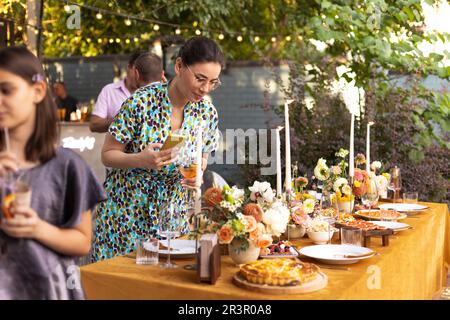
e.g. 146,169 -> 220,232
284,99 -> 294,193
194,121 -> 204,215
366,121 -> 374,173
275,126 -> 283,196
349,113 -> 355,178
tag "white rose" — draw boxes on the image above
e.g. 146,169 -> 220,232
302,199 -> 316,214
342,184 -> 352,196
371,161 -> 382,171
314,158 -> 330,181
333,178 -> 349,193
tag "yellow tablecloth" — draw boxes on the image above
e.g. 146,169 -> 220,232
81,202 -> 450,300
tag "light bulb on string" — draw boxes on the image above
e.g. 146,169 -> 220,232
218,34 -> 224,40
285,35 -> 292,41
175,28 -> 181,35
195,29 -> 201,35
96,11 -> 103,19
254,36 -> 260,42
115,38 -> 121,43
87,38 -> 91,43
271,36 -> 277,43
64,4 -> 71,12
134,37 -> 139,43
17,26 -> 23,31
109,38 -> 114,43
124,18 -> 132,26
98,38 -> 103,44
237,35 -> 243,42
153,24 -> 160,31
125,38 -> 130,44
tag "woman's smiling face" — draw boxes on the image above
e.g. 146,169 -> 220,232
175,58 -> 222,103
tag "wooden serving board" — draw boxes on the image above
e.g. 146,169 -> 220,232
335,222 -> 394,247
232,271 -> 327,295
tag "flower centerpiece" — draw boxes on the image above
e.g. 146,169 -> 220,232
313,148 -> 357,213
371,161 -> 391,199
200,181 -> 290,264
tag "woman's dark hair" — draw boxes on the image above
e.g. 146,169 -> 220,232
0,46 -> 58,163
177,36 -> 225,68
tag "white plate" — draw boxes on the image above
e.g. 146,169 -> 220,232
378,203 -> 428,212
370,221 -> 411,232
355,210 -> 408,221
299,244 -> 375,265
158,239 -> 196,257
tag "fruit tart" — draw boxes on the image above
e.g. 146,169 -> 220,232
239,258 -> 320,286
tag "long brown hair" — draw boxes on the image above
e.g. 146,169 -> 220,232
0,46 -> 58,163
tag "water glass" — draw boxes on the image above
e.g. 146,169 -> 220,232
403,192 -> 418,204
135,237 -> 159,265
340,228 -> 363,247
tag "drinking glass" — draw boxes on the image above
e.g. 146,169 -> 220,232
388,166 -> 401,202
340,228 -> 363,247
178,148 -> 198,212
157,203 -> 182,269
361,178 -> 379,212
1,170 -> 32,219
135,237 -> 159,265
403,192 -> 418,204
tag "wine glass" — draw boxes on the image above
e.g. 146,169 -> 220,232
387,166 -> 401,202
158,202 -> 182,269
178,148 -> 198,212
361,178 -> 379,213
319,192 -> 338,244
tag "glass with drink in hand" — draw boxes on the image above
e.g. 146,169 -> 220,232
178,148 -> 198,212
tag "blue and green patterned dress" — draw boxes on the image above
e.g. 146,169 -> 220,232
92,82 -> 219,262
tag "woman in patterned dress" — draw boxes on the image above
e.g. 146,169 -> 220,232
92,37 -> 224,261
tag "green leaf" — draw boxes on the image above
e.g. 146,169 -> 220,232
408,149 -> 425,162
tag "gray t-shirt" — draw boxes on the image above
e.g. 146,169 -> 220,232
0,147 -> 105,299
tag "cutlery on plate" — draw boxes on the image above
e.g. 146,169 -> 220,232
315,264 -> 351,271
333,252 -> 376,259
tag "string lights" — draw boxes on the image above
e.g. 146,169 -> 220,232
3,0 -> 306,50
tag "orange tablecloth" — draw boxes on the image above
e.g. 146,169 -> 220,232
81,202 -> 450,300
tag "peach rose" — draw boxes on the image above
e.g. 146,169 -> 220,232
218,224 -> 234,244
243,203 -> 263,222
242,215 -> 257,233
204,187 -> 224,207
256,234 -> 273,248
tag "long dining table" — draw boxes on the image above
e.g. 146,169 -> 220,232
80,202 -> 449,300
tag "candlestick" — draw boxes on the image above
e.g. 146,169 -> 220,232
275,126 -> 283,197
349,113 -> 355,178
284,99 -> 294,193
366,121 -> 374,173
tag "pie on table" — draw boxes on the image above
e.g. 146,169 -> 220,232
239,258 -> 320,286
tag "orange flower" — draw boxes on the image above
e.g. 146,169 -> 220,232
204,187 -> 224,207
249,228 -> 259,241
218,224 -> 234,244
242,215 -> 257,233
256,234 -> 273,248
243,203 -> 263,222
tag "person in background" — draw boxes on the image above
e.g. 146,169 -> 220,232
53,81 -> 78,122
89,52 -> 165,133
0,46 -> 105,299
